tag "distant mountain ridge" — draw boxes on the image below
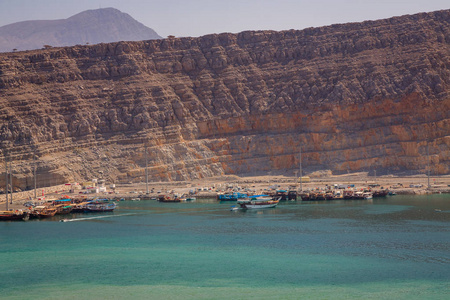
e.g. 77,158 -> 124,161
0,8 -> 162,52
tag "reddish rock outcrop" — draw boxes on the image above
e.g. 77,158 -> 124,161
0,10 -> 449,189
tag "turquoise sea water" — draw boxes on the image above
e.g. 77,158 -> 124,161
1,195 -> 449,299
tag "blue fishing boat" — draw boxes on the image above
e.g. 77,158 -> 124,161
217,192 -> 247,201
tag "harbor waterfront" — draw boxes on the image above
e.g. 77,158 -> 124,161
0,194 -> 449,299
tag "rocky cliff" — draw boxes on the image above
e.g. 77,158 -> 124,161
0,10 -> 449,190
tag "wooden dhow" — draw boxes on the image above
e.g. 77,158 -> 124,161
0,210 -> 29,221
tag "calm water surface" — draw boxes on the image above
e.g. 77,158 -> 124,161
1,195 -> 449,299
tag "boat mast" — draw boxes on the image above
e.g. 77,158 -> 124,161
299,148 -> 303,192
294,170 -> 298,188
427,141 -> 431,189
145,144 -> 149,194
4,153 -> 8,210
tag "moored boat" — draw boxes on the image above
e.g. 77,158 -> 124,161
325,192 -> 335,200
287,190 -> 298,201
343,190 -> 354,199
217,192 -> 237,201
53,198 -> 74,214
308,191 -> 326,201
158,195 -> 181,202
83,202 -> 116,212
217,192 -> 247,201
55,205 -> 73,214
71,202 -> 90,213
272,190 -> 288,201
299,192 -> 310,201
353,191 -> 373,200
0,210 -> 29,221
332,191 -> 344,200
30,206 -> 57,219
237,195 -> 280,209
372,189 -> 389,198
363,192 -> 373,199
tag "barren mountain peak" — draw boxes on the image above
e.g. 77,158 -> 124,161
0,7 -> 162,52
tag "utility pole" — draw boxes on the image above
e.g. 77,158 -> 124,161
4,153 -> 8,210
427,142 -> 431,189
34,148 -> 37,200
145,144 -> 149,194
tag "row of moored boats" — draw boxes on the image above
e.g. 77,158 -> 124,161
219,188 -> 390,202
222,188 -> 391,210
1,188 -> 392,219
300,189 -> 390,201
0,198 -> 117,221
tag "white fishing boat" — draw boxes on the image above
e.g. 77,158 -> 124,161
83,202 -> 116,212
353,191 -> 373,200
237,195 -> 280,209
363,192 -> 373,199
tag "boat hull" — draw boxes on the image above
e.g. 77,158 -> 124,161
83,203 -> 116,212
372,190 -> 389,197
238,196 -> 279,209
240,203 -> 278,209
83,208 -> 115,212
30,209 -> 57,219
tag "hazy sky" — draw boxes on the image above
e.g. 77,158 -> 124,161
0,0 -> 448,38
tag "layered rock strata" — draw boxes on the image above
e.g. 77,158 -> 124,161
0,10 -> 449,189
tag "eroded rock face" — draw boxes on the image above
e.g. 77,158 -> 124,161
0,10 -> 449,189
